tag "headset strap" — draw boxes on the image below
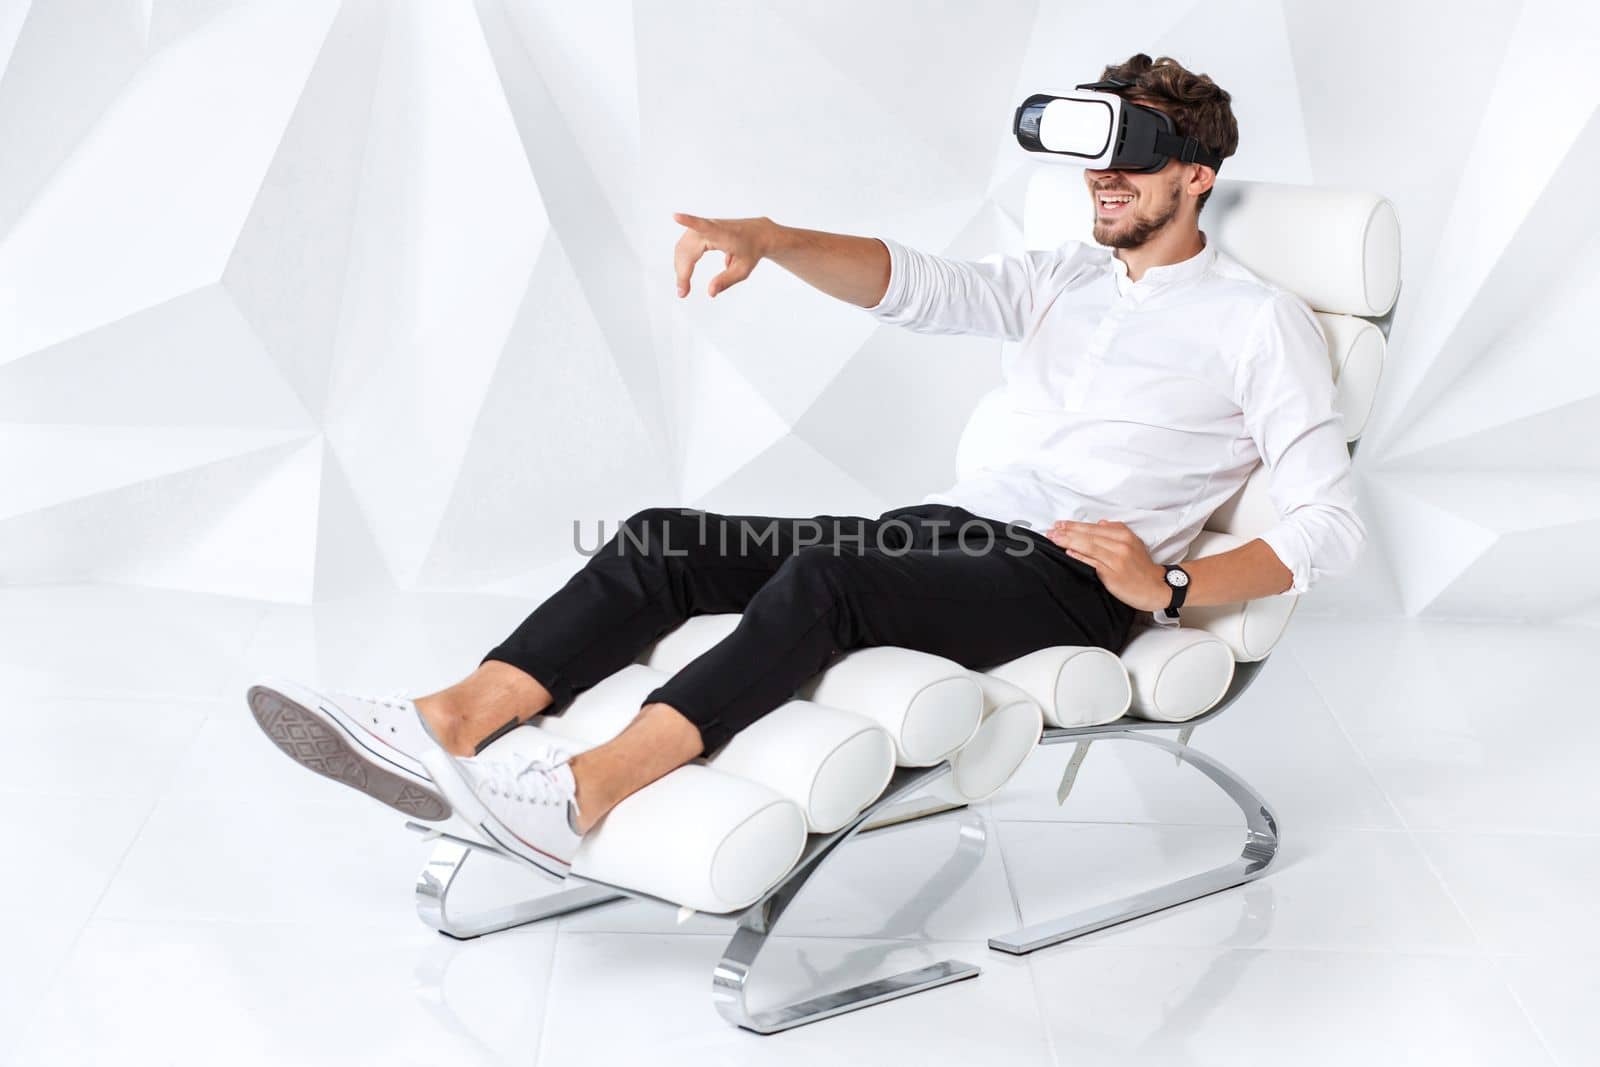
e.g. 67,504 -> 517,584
1075,77 -> 1135,91
1153,129 -> 1224,171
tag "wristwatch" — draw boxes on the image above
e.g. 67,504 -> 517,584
1161,564 -> 1191,619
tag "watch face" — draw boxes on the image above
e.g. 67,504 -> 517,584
1167,567 -> 1189,587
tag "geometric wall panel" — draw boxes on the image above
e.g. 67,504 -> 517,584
665,330 -> 790,505
0,286 -> 310,429
791,202 -> 1024,508
414,229 -> 673,591
2,0 -> 1596,628
0,0 -> 149,245
1363,469 -> 1598,619
0,433 -> 319,600
1282,0 -> 1523,305
1428,518 -> 1600,621
0,1 -> 335,360
319,0 -> 545,589
1375,212 -> 1600,469
223,0 -> 389,423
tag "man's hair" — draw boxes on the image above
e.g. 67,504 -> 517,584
1096,54 -> 1238,215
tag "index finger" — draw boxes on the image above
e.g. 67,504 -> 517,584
673,211 -> 712,232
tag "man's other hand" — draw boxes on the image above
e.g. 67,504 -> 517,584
673,213 -> 773,299
1048,519 -> 1168,612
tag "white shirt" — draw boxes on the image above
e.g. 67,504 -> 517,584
864,231 -> 1367,629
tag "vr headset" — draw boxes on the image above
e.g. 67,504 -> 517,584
1013,77 -> 1224,173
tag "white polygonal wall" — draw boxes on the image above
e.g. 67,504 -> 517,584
1,0 -> 1597,627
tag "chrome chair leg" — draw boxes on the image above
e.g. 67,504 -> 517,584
410,826 -> 627,940
710,763 -> 983,1034
988,729 -> 1279,955
405,767 -> 989,1031
713,935 -> 977,1035
858,791 -> 968,832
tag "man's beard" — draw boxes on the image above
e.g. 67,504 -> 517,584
1092,175 -> 1182,249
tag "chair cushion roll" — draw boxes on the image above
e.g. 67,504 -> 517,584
471,722 -> 806,913
536,663 -> 668,747
641,616 -> 982,764
926,673 -> 1043,803
636,613 -> 740,674
1317,312 -> 1385,440
570,758 -> 808,914
538,661 -> 894,835
984,645 -> 1131,728
1119,627 -> 1236,722
705,700 -> 895,833
1179,530 -> 1299,662
1206,180 -> 1402,317
797,646 -> 983,766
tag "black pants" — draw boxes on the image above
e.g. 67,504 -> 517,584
482,504 -> 1137,755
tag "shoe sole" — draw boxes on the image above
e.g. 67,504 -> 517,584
248,684 -> 452,822
419,746 -> 572,880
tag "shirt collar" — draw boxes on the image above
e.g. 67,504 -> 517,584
1108,231 -> 1216,291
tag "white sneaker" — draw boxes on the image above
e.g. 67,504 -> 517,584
421,741 -> 584,879
247,675 -> 452,822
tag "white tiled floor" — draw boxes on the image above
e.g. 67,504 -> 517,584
4,582 -> 1595,1066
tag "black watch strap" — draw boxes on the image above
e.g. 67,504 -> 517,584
1163,564 -> 1190,616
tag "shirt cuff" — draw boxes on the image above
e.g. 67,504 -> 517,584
864,236 -> 911,319
1257,522 -> 1311,596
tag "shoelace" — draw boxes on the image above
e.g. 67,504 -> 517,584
331,688 -> 411,711
472,746 -> 570,807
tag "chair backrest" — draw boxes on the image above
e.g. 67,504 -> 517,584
956,169 -> 1400,660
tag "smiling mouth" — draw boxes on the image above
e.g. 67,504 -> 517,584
1096,191 -> 1135,218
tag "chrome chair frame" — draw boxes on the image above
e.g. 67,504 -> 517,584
407,762 -> 986,1034
988,657 -> 1279,954
404,656 -> 1282,1032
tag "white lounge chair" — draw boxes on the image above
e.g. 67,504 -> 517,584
404,171 -> 1400,1034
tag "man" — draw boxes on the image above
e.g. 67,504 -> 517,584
248,54 -> 1364,880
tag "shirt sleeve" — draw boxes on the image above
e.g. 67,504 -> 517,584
1234,290 -> 1368,596
864,236 -> 1066,341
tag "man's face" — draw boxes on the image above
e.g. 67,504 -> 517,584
1082,97 -> 1192,250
